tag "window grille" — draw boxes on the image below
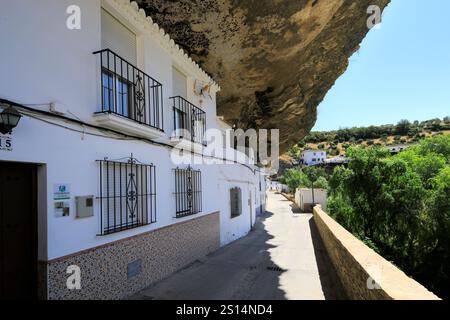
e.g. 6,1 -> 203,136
97,155 -> 156,235
230,187 -> 242,218
174,167 -> 202,218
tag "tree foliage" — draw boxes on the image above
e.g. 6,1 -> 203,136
327,135 -> 450,298
279,166 -> 328,193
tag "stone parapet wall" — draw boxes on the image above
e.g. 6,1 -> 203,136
46,212 -> 220,300
313,206 -> 440,300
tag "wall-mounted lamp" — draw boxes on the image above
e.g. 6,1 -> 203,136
0,106 -> 22,134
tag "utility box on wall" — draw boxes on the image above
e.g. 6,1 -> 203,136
75,196 -> 94,218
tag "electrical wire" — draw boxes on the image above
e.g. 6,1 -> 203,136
0,98 -> 264,175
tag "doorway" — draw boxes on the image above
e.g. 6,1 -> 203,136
0,162 -> 38,300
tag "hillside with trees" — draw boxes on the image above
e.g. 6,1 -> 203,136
287,117 -> 450,158
327,135 -> 450,299
279,134 -> 450,299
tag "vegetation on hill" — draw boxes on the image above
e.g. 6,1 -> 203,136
278,135 -> 450,298
288,117 -> 450,158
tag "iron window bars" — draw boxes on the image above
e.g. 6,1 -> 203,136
174,166 -> 202,218
230,187 -> 242,218
97,155 -> 156,235
170,96 -> 206,146
93,49 -> 164,131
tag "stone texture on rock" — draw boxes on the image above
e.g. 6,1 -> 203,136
136,0 -> 390,153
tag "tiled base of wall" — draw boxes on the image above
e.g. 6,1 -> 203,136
45,212 -> 220,300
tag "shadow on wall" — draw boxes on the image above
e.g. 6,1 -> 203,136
308,219 -> 347,300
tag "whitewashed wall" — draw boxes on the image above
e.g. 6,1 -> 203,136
0,0 -> 265,260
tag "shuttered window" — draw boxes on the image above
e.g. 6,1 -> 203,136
172,67 -> 187,98
230,187 -> 242,218
101,8 -> 137,65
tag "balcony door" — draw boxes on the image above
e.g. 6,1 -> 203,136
101,8 -> 137,117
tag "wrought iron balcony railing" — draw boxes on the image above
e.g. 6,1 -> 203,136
93,49 -> 164,131
170,96 -> 206,146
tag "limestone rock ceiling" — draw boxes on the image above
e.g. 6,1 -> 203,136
136,0 -> 390,153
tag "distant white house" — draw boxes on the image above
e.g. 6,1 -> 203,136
301,150 -> 326,166
388,144 -> 410,154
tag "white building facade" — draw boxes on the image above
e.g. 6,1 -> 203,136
301,150 -> 326,166
0,0 -> 266,300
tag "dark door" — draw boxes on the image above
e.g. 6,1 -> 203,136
0,162 -> 38,300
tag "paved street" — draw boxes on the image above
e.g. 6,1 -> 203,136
132,191 -> 345,300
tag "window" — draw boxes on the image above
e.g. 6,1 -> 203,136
102,69 -> 132,116
97,155 -> 156,235
174,108 -> 187,135
96,9 -> 164,132
174,167 -> 202,218
230,187 -> 242,218
170,96 -> 206,145
94,50 -> 164,131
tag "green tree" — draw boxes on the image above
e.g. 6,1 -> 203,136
287,145 -> 301,159
396,119 -> 411,135
314,176 -> 329,189
280,169 -> 310,193
327,136 -> 450,298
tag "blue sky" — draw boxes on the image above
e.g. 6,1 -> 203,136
313,0 -> 450,132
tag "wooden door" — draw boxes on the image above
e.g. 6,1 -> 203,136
0,162 -> 37,300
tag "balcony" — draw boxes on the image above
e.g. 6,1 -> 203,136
170,96 -> 206,151
93,49 -> 164,140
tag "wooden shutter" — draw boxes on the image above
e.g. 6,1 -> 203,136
101,8 -> 137,65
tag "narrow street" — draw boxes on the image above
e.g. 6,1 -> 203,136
132,192 -> 345,300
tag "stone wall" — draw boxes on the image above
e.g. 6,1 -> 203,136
313,206 -> 440,300
46,212 -> 220,300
